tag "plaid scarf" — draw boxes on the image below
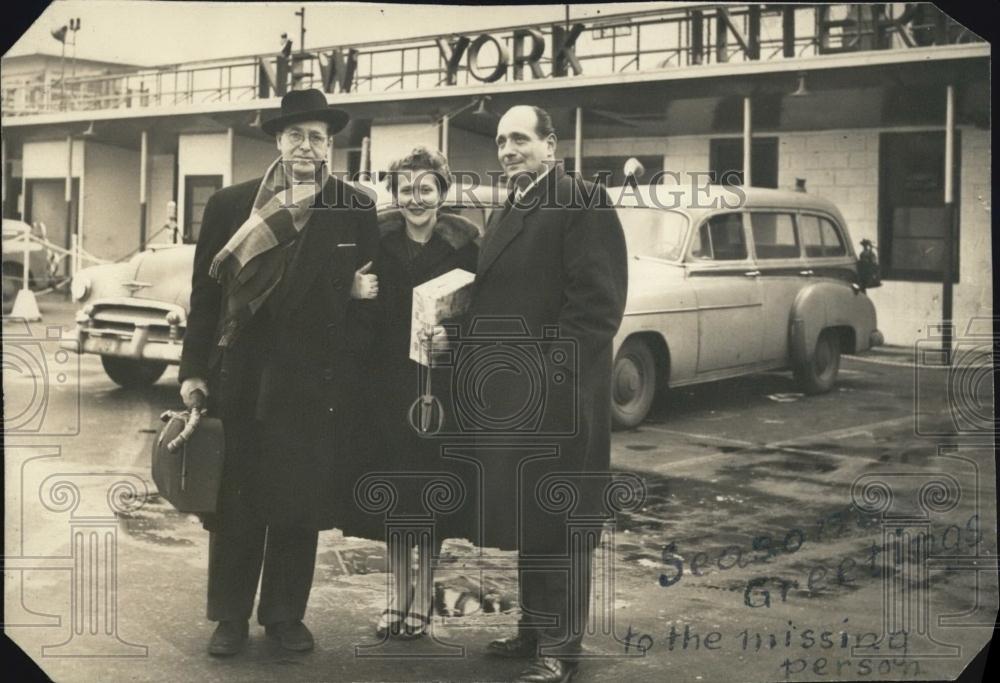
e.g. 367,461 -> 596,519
210,157 -> 326,347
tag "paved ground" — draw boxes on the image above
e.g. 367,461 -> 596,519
3,294 -> 996,682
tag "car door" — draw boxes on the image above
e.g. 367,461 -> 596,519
749,210 -> 805,363
798,212 -> 855,282
687,211 -> 764,373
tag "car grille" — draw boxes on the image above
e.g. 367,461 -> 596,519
88,303 -> 182,343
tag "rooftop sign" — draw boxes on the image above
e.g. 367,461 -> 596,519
2,4 -> 984,116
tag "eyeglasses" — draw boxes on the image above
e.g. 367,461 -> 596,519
284,130 -> 329,148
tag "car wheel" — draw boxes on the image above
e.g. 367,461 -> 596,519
101,357 -> 168,388
794,329 -> 841,395
2,262 -> 24,314
611,338 -> 657,430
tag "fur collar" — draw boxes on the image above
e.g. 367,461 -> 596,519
377,209 -> 481,250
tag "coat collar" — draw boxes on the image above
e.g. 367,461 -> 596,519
377,209 -> 481,247
478,164 -> 564,275
378,210 -> 479,267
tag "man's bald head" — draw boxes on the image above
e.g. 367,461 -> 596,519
495,105 -> 557,178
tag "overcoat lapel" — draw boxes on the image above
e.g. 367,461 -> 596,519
476,168 -> 559,276
270,176 -> 347,316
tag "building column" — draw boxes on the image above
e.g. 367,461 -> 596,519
941,84 -> 955,361
226,126 -> 235,187
1,136 -> 6,217
65,134 -> 75,280
360,136 -> 371,181
574,106 -> 583,178
742,96 -> 752,186
139,130 -> 148,249
440,114 -> 450,158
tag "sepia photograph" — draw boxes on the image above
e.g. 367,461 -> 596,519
1,2 -> 995,681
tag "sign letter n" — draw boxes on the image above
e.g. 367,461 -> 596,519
320,49 -> 359,93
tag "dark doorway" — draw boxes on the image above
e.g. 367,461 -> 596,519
709,137 -> 779,188
24,178 -> 80,276
184,175 -> 223,243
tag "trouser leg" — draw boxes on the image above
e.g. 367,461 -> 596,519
257,526 -> 319,626
207,525 -> 267,622
522,527 -> 600,658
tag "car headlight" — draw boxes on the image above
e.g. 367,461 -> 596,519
71,274 -> 91,302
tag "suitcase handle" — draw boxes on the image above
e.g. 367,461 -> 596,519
159,407 -> 204,453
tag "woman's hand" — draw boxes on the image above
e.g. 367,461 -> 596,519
351,261 -> 379,299
419,325 -> 450,365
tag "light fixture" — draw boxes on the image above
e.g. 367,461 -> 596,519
249,110 -> 263,128
81,121 -> 96,137
472,96 -> 493,118
51,25 -> 68,43
791,72 -> 810,97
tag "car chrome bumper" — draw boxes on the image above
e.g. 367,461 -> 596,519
60,326 -> 183,363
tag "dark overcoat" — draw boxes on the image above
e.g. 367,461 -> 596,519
339,209 -> 479,542
456,166 -> 628,553
179,175 -> 379,533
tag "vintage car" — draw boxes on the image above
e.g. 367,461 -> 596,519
61,182 -> 492,387
2,218 -> 60,314
64,241 -> 194,387
608,183 -> 882,429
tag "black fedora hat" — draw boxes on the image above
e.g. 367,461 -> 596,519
261,88 -> 350,136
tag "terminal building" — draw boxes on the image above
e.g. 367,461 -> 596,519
0,3 -> 991,344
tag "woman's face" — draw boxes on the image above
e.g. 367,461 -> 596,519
395,170 -> 442,230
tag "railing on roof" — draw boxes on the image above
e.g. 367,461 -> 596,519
1,3 -> 983,118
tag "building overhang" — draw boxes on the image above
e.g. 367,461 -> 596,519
1,42 -> 989,147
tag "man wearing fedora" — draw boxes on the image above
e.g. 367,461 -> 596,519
179,88 -> 379,655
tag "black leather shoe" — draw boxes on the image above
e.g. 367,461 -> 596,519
513,656 -> 577,683
486,633 -> 537,659
208,620 -> 248,656
265,620 -> 314,652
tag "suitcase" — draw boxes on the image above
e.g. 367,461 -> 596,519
151,407 -> 225,513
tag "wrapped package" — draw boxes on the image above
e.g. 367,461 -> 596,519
410,268 -> 475,365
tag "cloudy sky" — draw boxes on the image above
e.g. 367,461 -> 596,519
7,1 -> 681,67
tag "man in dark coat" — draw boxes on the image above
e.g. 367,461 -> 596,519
445,105 -> 627,682
178,89 -> 378,656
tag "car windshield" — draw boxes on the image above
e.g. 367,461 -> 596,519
617,207 -> 689,262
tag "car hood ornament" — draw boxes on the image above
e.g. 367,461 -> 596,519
121,280 -> 152,295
